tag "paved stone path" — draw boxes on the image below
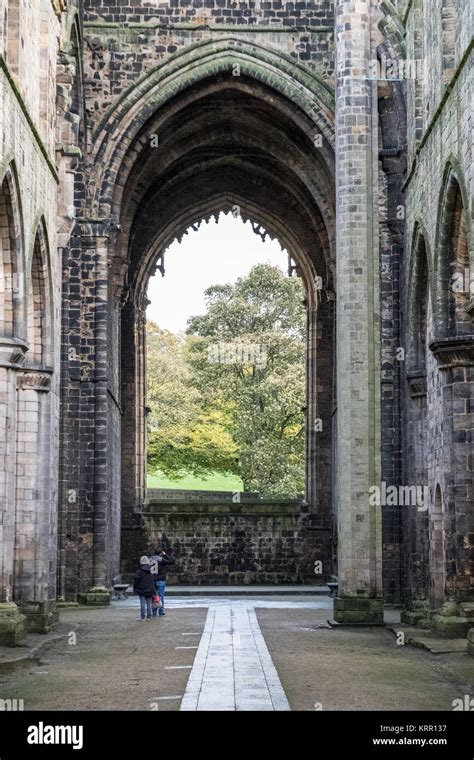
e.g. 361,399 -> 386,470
114,595 -> 331,710
163,597 -> 331,711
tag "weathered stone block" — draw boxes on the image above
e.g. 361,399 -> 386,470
431,615 -> 473,639
334,595 -> 384,625
77,588 -> 111,607
0,603 -> 28,647
19,600 -> 59,633
400,610 -> 428,626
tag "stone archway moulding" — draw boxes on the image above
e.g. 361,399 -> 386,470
88,37 -> 335,216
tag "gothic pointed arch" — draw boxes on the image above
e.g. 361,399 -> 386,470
103,41 -> 338,582
89,37 -> 335,218
433,162 -> 472,342
94,42 -> 337,317
406,223 -> 432,376
26,219 -> 52,367
0,162 -> 25,343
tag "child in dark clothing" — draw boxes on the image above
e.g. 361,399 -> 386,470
133,555 -> 155,621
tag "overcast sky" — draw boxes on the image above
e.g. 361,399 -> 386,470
146,213 -> 288,333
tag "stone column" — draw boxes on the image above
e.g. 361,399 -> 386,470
305,304 -> 318,508
401,373 -> 430,625
120,297 -> 148,578
14,369 -> 58,632
59,220 -> 117,605
91,230 -> 110,592
298,298 -> 334,583
429,339 -> 474,637
0,340 -> 27,644
333,1 -> 383,623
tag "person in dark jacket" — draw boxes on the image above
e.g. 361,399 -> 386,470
133,555 -> 155,621
150,549 -> 174,617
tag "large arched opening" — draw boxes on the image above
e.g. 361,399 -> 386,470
404,225 -> 432,614
89,40 -> 336,583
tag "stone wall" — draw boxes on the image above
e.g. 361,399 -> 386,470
0,0 -> 66,638
131,500 -> 321,584
403,0 -> 473,616
82,0 -> 336,116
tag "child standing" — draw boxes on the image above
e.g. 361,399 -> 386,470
150,548 -> 174,617
151,592 -> 161,618
133,555 -> 155,621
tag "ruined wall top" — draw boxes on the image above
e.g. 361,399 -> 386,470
84,0 -> 335,28
82,1 -> 335,129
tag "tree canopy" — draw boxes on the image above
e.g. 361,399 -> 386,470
146,323 -> 239,479
146,263 -> 306,498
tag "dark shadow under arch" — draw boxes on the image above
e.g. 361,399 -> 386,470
26,221 -> 52,367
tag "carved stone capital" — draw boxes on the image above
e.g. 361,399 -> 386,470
429,336 -> 474,369
74,218 -> 121,246
17,370 -> 52,392
0,338 -> 29,368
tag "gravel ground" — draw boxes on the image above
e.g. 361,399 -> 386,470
256,607 -> 474,711
0,606 -> 208,711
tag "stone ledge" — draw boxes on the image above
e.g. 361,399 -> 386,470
0,337 -> 29,367
145,502 -> 301,515
387,624 -> 468,654
430,335 -> 474,368
400,609 -> 429,626
125,584 -> 331,596
77,589 -> 111,607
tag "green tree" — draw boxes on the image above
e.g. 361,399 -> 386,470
186,264 -> 306,497
146,322 -> 238,479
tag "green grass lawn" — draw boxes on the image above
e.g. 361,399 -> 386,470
147,470 -> 244,492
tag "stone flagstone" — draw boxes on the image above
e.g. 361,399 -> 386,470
177,598 -> 330,711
